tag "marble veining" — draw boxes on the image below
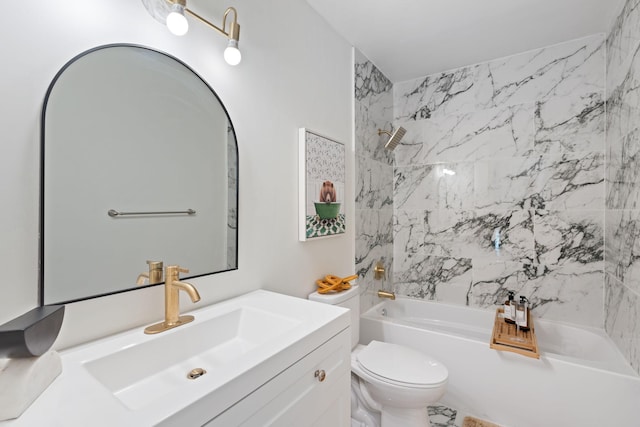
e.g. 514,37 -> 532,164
607,128 -> 640,210
394,162 -> 475,211
355,56 -> 393,104
605,275 -> 640,373
394,103 -> 535,166
474,152 -> 605,211
533,210 -> 604,267
354,49 -> 395,314
355,154 -> 393,210
428,405 -> 458,427
393,207 -> 605,326
394,35 -> 605,122
394,209 -> 534,261
394,254 -> 472,302
392,35 -> 606,328
534,152 -> 605,211
534,92 -> 605,155
355,101 -> 394,166
605,209 -> 640,294
355,209 -> 394,312
606,0 -> 640,374
607,0 -> 640,91
395,65 -> 484,120
605,43 -> 640,149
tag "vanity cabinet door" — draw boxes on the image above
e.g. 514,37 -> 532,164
205,329 -> 351,427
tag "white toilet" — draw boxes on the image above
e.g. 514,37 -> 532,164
309,285 -> 448,427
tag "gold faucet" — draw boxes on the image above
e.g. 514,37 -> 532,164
136,260 -> 164,285
373,260 -> 395,299
377,290 -> 396,300
374,261 -> 386,280
144,265 -> 201,334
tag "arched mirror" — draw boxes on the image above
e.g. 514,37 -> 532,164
40,44 -> 238,305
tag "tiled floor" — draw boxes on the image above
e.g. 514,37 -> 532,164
428,405 -> 459,427
352,403 -> 497,426
428,404 -> 500,427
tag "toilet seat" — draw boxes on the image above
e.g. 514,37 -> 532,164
355,341 -> 447,389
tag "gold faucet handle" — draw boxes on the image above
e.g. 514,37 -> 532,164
166,265 -> 189,279
146,260 -> 163,270
374,261 -> 386,280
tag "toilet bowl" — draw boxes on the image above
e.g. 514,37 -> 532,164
308,285 -> 448,427
352,341 -> 447,426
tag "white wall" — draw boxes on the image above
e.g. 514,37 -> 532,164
0,0 -> 354,348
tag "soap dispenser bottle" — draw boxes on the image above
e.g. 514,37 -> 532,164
503,291 -> 515,324
515,296 -> 530,331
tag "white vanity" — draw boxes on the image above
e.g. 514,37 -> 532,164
0,290 -> 351,426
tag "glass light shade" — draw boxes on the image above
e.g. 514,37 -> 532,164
224,39 -> 242,66
166,4 -> 189,36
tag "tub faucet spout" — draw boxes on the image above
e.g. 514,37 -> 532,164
377,290 -> 395,300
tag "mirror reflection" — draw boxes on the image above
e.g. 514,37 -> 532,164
41,44 -> 238,305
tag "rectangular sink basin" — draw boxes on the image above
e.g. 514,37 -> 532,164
84,306 -> 301,410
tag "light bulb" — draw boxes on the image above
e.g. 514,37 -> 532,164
224,39 -> 242,65
166,4 -> 188,36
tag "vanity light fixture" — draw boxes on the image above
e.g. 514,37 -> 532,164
160,0 -> 242,65
166,1 -> 189,35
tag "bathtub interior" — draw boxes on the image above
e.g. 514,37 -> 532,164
373,298 -> 494,343
365,297 -> 637,376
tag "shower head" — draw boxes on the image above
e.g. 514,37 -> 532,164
378,127 -> 406,151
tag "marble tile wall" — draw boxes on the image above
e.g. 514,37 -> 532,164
354,49 -> 395,313
605,0 -> 640,375
392,34 -> 606,327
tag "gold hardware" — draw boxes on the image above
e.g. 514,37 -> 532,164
144,265 -> 201,334
180,4 -> 240,40
314,369 -> 326,382
377,290 -> 396,300
165,1 -> 241,46
377,127 -> 407,151
374,261 -> 386,280
187,368 -> 207,379
136,260 -> 164,285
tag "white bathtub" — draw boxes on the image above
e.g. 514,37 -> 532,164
360,297 -> 640,427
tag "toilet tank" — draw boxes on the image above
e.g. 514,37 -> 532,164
308,284 -> 360,349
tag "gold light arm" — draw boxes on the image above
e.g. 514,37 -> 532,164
222,7 -> 240,41
166,0 -> 240,41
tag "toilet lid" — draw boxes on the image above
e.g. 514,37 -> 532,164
356,341 -> 448,386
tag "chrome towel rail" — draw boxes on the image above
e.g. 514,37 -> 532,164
108,209 -> 196,217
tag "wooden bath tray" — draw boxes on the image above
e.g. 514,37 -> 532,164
490,308 -> 540,359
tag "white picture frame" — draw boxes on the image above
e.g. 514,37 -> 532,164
298,128 -> 346,241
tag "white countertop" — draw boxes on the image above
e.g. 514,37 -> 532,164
0,290 -> 349,427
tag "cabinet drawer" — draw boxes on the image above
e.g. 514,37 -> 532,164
206,329 -> 350,427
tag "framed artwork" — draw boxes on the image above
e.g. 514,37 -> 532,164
298,128 -> 346,241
